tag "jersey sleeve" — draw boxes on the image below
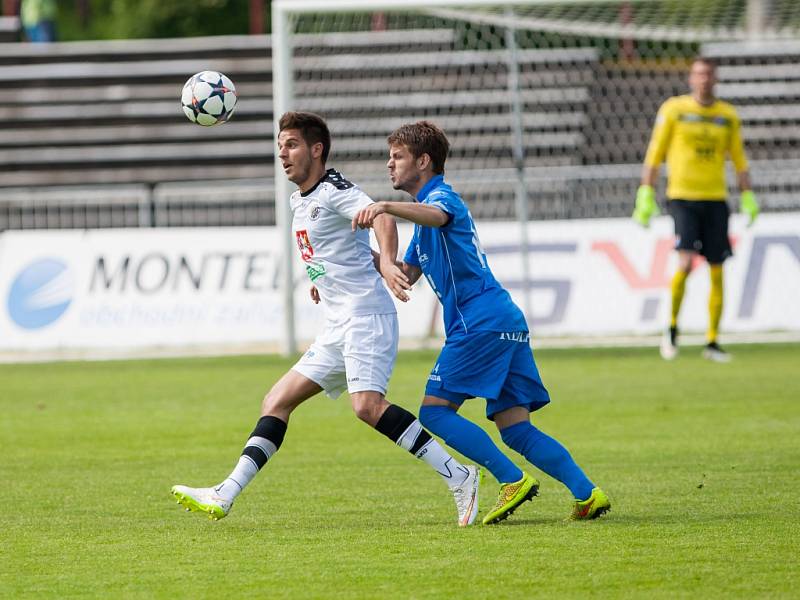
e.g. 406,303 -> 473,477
403,233 -> 420,267
327,186 -> 375,220
728,109 -> 749,173
426,191 -> 458,226
644,99 -> 676,167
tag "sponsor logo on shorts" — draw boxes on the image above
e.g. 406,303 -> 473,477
499,331 -> 530,343
347,376 -> 360,383
428,373 -> 442,382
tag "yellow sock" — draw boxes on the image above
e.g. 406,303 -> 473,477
707,264 -> 724,343
670,269 -> 689,328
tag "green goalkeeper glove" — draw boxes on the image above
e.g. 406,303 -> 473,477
632,185 -> 659,228
740,190 -> 759,226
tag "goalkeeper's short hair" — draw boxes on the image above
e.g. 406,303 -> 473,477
388,121 -> 450,174
692,56 -> 717,72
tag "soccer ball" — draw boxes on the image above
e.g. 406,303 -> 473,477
181,71 -> 237,126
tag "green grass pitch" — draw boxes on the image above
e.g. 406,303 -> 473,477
2,344 -> 799,598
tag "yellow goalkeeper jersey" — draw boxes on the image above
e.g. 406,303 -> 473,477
644,95 -> 749,200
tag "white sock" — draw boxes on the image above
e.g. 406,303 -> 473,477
215,457 -> 256,502
418,440 -> 471,489
215,436 -> 277,502
395,420 -> 470,488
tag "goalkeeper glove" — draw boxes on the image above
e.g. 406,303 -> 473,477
632,185 -> 660,228
740,190 -> 759,226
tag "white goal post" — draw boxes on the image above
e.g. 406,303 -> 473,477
270,0 -> 799,355
271,0 -> 571,354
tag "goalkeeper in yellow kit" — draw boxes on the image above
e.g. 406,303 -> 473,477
633,57 -> 759,362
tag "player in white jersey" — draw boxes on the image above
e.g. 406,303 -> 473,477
171,112 -> 481,526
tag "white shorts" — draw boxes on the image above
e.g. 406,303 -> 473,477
292,312 -> 399,399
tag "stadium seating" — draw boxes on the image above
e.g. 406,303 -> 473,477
0,35 -> 595,182
1,32 -> 799,230
0,16 -> 18,43
705,39 -> 800,212
0,31 -> 597,229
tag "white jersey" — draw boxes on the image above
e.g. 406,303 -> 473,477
291,168 -> 396,322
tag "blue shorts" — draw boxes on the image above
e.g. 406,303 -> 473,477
424,331 -> 550,420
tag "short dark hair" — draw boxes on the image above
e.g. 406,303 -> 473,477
692,56 -> 717,71
387,121 -> 450,174
279,111 -> 331,163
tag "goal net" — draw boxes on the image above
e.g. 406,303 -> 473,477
273,0 -> 800,221
271,0 -> 800,351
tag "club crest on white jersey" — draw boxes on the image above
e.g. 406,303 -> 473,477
290,168 -> 396,321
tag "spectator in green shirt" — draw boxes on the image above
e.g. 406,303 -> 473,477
21,0 -> 57,43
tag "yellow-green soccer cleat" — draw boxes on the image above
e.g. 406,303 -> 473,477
482,472 -> 539,525
171,484 -> 232,521
569,487 -> 611,520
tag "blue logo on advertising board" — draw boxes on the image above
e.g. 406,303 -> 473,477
7,259 -> 74,329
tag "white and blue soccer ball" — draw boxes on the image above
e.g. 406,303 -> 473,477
181,71 -> 237,126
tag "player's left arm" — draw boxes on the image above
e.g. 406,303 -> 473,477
371,249 -> 422,286
736,170 -> 752,192
372,213 -> 412,302
730,110 -> 759,225
353,201 -> 449,229
328,186 -> 412,300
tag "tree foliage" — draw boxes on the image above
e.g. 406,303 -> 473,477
58,0 -> 268,41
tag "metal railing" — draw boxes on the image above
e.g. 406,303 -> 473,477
2,157 -> 796,231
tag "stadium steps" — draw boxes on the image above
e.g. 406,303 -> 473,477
0,30 -> 457,65
708,43 -> 800,163
0,33 -> 598,213
581,50 -> 800,179
3,33 -> 798,229
0,16 -> 18,43
581,62 -> 688,165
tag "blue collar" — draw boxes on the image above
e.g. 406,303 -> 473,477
416,175 -> 444,202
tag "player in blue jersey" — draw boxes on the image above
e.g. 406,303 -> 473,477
353,121 -> 610,522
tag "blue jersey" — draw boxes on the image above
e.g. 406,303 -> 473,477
403,175 -> 527,339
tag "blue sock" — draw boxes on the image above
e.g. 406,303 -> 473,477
500,421 -> 594,500
419,405 -> 523,484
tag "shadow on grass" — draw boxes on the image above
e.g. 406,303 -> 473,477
480,511 -> 764,528
593,512 -> 763,526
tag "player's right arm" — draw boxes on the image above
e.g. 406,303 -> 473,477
640,164 -> 660,187
355,200 -> 438,289
633,99 -> 674,227
353,201 -> 449,229
643,99 -> 675,170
